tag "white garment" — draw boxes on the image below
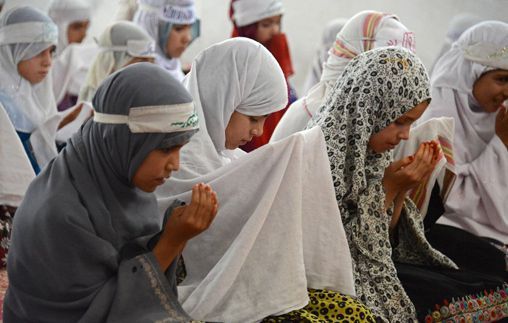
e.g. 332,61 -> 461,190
48,0 -> 91,55
419,21 -> 508,244
0,102 -> 35,207
271,11 -> 413,142
0,8 -> 61,168
52,42 -> 100,103
156,38 -> 355,321
165,128 -> 355,323
393,117 -> 456,217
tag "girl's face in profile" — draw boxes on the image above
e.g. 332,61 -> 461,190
132,145 -> 183,192
17,46 -> 55,84
368,100 -> 429,153
165,24 -> 192,59
255,15 -> 281,44
473,69 -> 508,113
225,111 -> 268,149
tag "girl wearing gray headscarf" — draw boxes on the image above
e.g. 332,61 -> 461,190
78,21 -> 157,103
4,63 -> 218,322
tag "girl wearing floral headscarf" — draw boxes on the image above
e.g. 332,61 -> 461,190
309,46 -> 506,322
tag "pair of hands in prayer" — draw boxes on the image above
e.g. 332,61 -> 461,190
383,141 -> 440,232
495,107 -> 508,148
154,183 -> 219,271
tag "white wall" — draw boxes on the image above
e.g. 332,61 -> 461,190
9,0 -> 507,95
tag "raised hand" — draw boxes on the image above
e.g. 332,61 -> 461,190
153,183 -> 219,271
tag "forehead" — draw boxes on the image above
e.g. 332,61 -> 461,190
258,15 -> 282,24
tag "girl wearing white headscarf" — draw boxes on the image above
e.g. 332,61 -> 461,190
271,10 -> 415,142
133,0 -> 199,82
420,21 -> 508,277
48,0 -> 91,56
156,37 -> 373,322
78,21 -> 156,103
48,0 -> 96,111
4,62 -> 220,322
0,6 -> 67,173
302,18 -> 348,95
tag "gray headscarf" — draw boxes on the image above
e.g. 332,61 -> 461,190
5,63 -> 198,322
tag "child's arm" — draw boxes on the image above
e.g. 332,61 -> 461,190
153,183 -> 219,271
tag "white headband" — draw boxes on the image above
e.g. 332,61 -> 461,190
93,102 -> 199,133
233,0 -> 284,27
464,42 -> 508,70
160,4 -> 197,25
101,39 -> 157,59
0,21 -> 58,44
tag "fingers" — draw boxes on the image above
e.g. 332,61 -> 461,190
389,155 -> 414,171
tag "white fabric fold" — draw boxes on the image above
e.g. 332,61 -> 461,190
158,127 -> 355,322
0,103 -> 35,207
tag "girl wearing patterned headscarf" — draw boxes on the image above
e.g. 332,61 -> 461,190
272,10 -> 415,142
309,46 -> 506,322
4,62 -> 219,322
229,0 -> 296,151
134,0 -> 199,82
420,21 -> 508,280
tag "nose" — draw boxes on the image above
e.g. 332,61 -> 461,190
166,152 -> 180,172
271,24 -> 280,37
251,121 -> 265,137
399,125 -> 410,140
41,48 -> 52,67
182,28 -> 192,44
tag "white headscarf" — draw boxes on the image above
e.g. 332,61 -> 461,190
78,21 -> 156,103
133,0 -> 196,82
48,0 -> 91,55
169,37 -> 288,180
271,10 -> 414,142
156,37 -> 355,322
419,21 -> 508,243
0,6 -> 61,168
232,0 -> 284,27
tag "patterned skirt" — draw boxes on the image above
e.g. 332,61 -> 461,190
262,289 -> 378,322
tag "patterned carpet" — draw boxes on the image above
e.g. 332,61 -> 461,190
0,268 -> 7,322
